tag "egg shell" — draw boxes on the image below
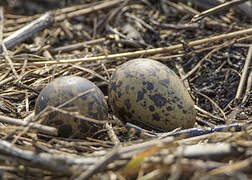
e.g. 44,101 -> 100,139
35,76 -> 108,138
108,58 -> 196,132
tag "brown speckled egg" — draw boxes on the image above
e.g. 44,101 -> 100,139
35,76 -> 108,138
108,58 -> 196,132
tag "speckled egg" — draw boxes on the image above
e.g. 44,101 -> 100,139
35,76 -> 108,138
108,58 -> 196,132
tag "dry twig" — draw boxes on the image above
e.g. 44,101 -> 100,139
0,115 -> 57,136
13,27 -> 252,65
235,44 -> 252,101
191,0 -> 249,22
0,12 -> 54,53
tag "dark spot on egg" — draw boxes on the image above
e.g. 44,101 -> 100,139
54,120 -> 64,126
80,121 -> 90,132
149,93 -> 167,107
146,82 -> 154,91
177,104 -> 183,109
140,73 -> 145,79
125,85 -> 130,93
124,99 -> 131,109
124,69 -> 134,78
149,105 -> 155,112
167,106 -> 173,111
58,124 -> 73,138
142,101 -> 147,107
152,113 -> 160,121
110,82 -> 117,91
117,91 -> 122,98
136,89 -> 147,102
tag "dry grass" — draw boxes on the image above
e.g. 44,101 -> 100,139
0,0 -> 251,179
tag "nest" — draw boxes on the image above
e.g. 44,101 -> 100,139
0,0 -> 251,179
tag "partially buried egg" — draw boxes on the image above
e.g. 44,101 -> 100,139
35,76 -> 108,138
108,58 -> 196,132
